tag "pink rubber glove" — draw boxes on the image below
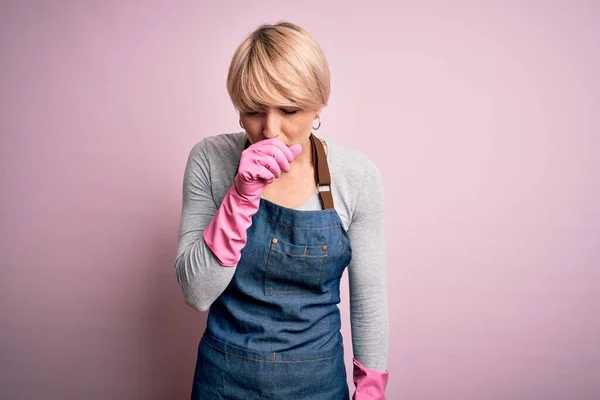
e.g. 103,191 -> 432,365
352,358 -> 389,400
203,138 -> 302,266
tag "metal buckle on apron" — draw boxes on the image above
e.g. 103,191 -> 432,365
318,184 -> 331,192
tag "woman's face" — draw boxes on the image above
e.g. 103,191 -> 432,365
240,106 -> 323,146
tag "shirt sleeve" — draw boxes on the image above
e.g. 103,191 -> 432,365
174,139 -> 236,312
347,159 -> 389,371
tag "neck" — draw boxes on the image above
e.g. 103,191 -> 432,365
291,136 -> 313,167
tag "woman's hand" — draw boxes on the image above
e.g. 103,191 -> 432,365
234,138 -> 303,202
203,138 -> 302,267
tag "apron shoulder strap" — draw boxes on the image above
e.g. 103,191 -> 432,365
310,134 -> 334,210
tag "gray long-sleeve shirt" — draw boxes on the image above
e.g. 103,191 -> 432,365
175,132 -> 389,371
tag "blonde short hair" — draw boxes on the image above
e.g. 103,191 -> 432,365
226,22 -> 330,113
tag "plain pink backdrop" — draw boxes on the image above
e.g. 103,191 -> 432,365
1,1 -> 599,399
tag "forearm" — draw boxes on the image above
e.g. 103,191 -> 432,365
350,280 -> 389,371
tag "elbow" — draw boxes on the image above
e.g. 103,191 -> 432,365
183,294 -> 211,312
175,260 -> 211,313
178,279 -> 212,312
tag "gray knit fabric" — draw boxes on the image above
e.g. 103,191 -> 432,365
175,132 -> 389,371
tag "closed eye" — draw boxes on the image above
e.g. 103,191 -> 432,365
279,108 -> 299,115
243,108 -> 299,116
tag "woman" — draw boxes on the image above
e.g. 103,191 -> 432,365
175,21 -> 389,399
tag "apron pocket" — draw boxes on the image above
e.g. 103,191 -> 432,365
265,237 -> 328,295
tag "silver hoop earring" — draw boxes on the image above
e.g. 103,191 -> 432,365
312,115 -> 321,130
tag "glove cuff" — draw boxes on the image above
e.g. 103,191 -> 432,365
352,358 -> 389,400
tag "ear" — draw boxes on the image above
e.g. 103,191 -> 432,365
314,106 -> 324,118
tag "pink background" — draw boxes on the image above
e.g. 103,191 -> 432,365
1,1 -> 599,399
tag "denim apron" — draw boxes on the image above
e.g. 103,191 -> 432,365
192,134 -> 352,399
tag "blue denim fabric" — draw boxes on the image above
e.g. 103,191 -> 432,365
192,197 -> 352,399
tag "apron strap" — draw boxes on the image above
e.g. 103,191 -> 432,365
310,134 -> 334,210
242,134 -> 335,209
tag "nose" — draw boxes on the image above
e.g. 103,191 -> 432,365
262,109 -> 281,139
